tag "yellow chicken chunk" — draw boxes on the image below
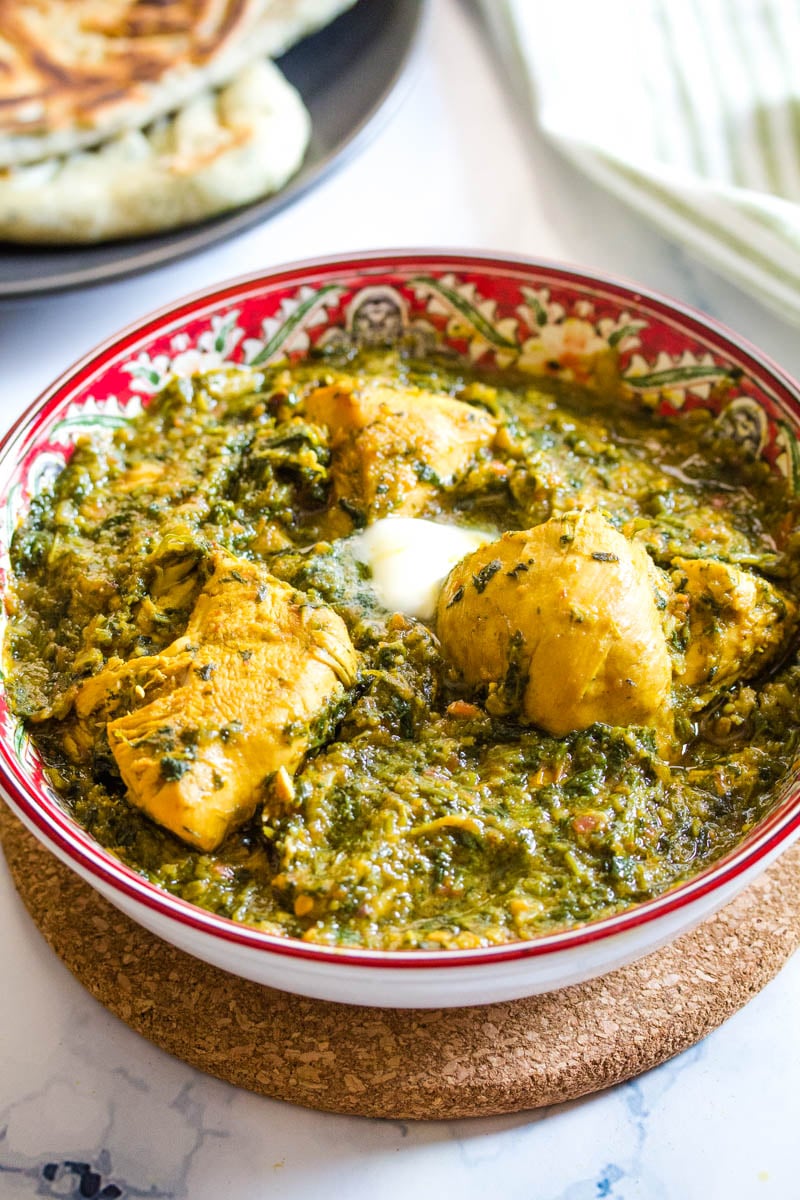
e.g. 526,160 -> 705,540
103,550 -> 358,851
672,557 -> 794,701
303,380 -> 496,525
70,639 -> 192,752
436,510 -> 673,737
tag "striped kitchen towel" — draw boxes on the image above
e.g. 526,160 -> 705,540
480,0 -> 800,322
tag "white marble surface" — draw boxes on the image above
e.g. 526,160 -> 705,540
1,2 -> 799,1196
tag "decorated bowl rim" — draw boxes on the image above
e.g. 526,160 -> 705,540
2,247 -> 800,972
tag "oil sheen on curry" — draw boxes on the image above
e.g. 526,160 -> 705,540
6,348 -> 800,950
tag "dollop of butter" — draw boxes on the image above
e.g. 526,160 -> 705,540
349,517 -> 493,621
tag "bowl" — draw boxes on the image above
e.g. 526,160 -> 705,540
2,250 -> 800,1008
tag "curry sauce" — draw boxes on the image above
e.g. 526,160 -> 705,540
6,349 -> 800,949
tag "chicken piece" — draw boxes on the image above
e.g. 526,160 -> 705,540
671,557 -> 795,702
302,380 -> 497,528
103,549 -> 358,852
436,510 -> 673,737
55,624 -> 197,765
72,643 -> 190,724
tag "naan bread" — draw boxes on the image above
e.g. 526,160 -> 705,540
0,0 -> 354,167
0,58 -> 310,243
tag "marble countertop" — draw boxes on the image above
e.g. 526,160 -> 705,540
1,3 -> 799,1196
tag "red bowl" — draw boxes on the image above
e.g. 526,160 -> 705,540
2,251 -> 799,1007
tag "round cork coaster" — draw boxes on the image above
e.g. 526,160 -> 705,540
3,802 -> 799,1120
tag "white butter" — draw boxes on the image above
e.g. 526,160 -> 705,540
349,517 -> 494,621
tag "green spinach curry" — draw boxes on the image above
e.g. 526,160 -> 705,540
6,348 -> 800,950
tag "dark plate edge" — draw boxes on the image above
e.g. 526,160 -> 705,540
0,0 -> 429,300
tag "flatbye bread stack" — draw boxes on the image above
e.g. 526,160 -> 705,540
0,0 -> 356,243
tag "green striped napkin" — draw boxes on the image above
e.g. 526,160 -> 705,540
480,0 -> 800,322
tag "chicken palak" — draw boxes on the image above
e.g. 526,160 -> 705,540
6,348 -> 800,948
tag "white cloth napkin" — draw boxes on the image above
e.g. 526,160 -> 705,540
480,0 -> 800,323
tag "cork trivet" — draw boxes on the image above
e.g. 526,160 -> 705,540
2,802 -> 799,1120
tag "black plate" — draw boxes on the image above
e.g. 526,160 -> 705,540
0,0 -> 426,298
